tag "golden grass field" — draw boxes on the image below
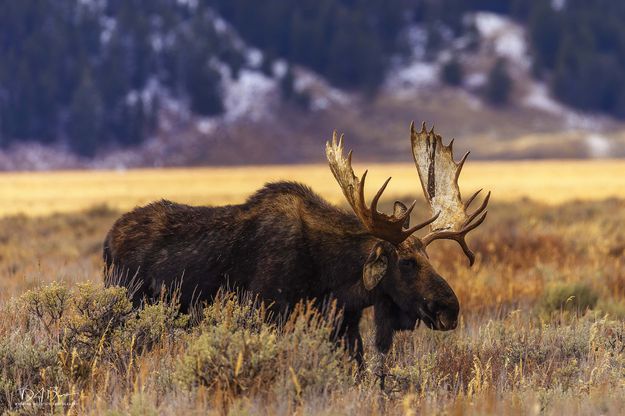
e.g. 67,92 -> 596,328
2,160 -> 625,217
1,161 -> 625,415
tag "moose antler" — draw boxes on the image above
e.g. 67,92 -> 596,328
326,131 -> 439,246
410,122 -> 490,265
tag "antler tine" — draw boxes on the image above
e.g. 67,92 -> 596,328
464,191 -> 490,227
358,170 -> 369,212
464,210 -> 488,233
455,151 -> 470,182
422,211 -> 488,245
370,177 -> 392,215
421,211 -> 487,266
404,210 -> 440,235
464,189 -> 482,210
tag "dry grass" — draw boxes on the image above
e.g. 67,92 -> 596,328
1,164 -> 625,414
3,161 -> 625,216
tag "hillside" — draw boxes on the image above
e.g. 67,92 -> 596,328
2,1 -> 625,169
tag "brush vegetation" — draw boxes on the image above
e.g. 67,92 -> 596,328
2,187 -> 625,414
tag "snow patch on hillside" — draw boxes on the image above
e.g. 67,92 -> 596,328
384,25 -> 440,94
552,0 -> 567,11
523,83 -> 565,115
176,0 -> 198,9
522,68 -> 608,131
294,69 -> 351,111
473,12 -> 529,68
586,134 -> 612,158
403,26 -> 428,61
387,62 -> 439,94
221,68 -> 277,122
464,73 -> 486,89
470,12 -> 611,132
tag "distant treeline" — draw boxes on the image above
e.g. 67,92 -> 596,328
525,1 -> 625,117
0,0 -> 244,155
1,0 -> 624,155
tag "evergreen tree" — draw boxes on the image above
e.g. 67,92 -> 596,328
441,58 -> 463,86
67,73 -> 103,157
280,66 -> 296,101
280,65 -> 310,109
528,2 -> 561,74
484,58 -> 513,105
121,99 -> 146,146
185,58 -> 223,116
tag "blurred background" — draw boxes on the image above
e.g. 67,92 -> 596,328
2,0 -> 625,171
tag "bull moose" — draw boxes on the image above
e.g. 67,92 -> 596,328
103,122 -> 489,371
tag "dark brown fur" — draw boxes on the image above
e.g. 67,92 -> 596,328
103,182 -> 459,363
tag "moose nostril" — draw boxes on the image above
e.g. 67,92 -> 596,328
436,312 -> 446,329
436,312 -> 458,331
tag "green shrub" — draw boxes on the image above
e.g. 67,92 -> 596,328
177,292 -> 280,393
0,334 -> 62,410
119,301 -> 189,352
538,282 -> 599,317
176,323 -> 280,393
58,283 -> 134,382
20,281 -> 70,335
200,290 -> 267,334
177,293 -> 352,398
596,298 -> 625,320
279,302 -> 353,396
12,281 -> 189,394
8,282 -> 353,410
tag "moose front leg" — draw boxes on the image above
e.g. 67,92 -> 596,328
373,298 -> 396,390
336,311 -> 364,368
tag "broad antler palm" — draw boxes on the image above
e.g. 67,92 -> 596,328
326,123 -> 489,265
411,122 -> 490,265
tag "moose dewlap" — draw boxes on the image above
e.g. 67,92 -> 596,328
103,122 -> 489,368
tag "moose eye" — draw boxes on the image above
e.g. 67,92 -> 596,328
399,258 -> 417,269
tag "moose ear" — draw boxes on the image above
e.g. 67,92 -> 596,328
393,201 -> 410,229
363,242 -> 391,290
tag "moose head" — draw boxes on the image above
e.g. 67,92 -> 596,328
326,122 -> 490,332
